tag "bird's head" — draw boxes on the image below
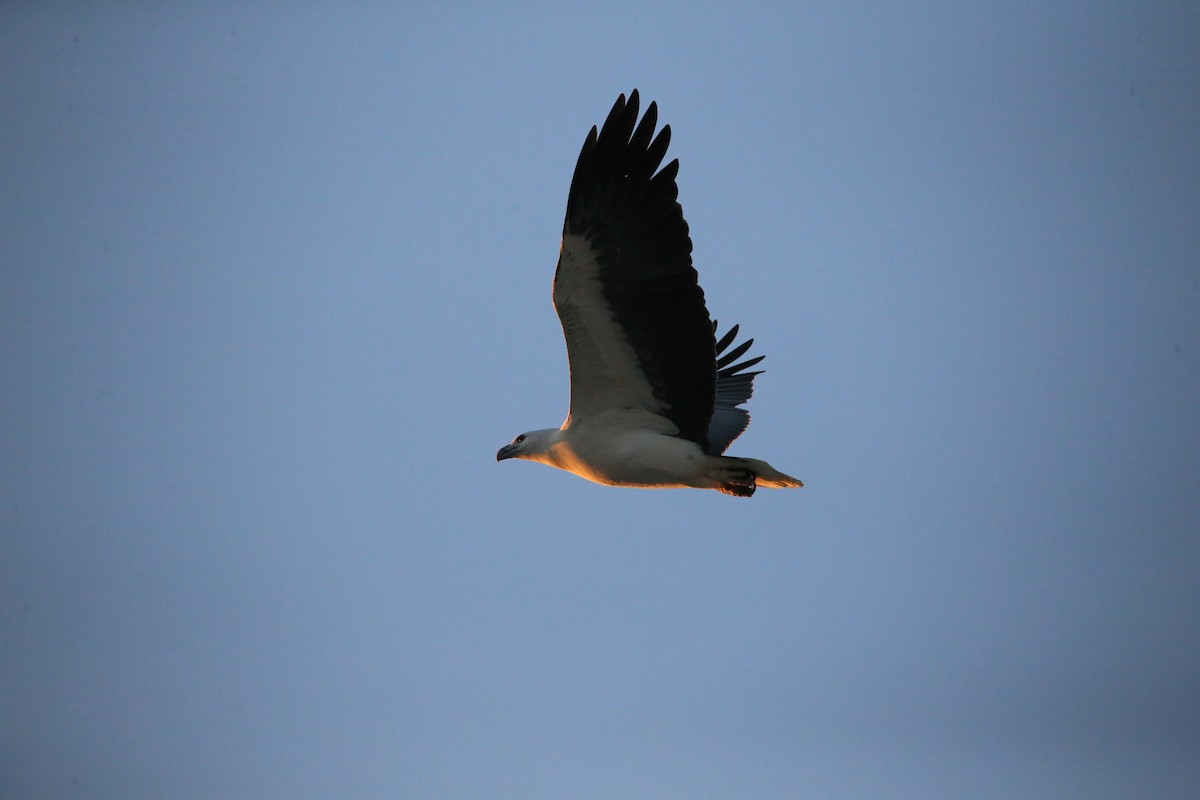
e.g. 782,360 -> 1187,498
496,428 -> 558,462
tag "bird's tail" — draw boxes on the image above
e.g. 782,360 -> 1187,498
743,458 -> 804,489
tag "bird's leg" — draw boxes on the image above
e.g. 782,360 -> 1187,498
715,467 -> 757,497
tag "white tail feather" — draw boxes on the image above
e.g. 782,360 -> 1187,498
743,458 -> 804,488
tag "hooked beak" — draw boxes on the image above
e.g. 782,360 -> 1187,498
496,443 -> 519,461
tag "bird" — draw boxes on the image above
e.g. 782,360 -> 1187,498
497,90 -> 803,497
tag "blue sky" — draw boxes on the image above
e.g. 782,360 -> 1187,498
2,3 -> 1198,798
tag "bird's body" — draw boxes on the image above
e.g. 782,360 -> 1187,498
497,91 -> 802,497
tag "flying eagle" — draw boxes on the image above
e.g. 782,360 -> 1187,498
497,90 -> 802,497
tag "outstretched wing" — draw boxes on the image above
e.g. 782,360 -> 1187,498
707,322 -> 765,455
553,90 -> 718,449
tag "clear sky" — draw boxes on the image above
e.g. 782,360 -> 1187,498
2,3 -> 1198,799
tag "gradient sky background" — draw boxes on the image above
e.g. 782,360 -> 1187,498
3,3 -> 1198,799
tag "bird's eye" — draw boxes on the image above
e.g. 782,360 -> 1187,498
515,434 -> 525,444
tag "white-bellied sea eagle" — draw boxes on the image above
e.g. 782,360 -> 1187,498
497,90 -> 803,497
